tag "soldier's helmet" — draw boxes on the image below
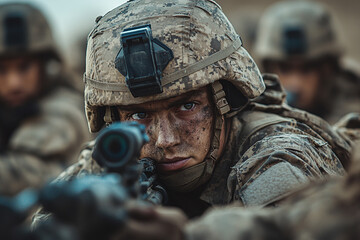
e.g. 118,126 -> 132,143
84,0 -> 265,132
254,0 -> 343,62
0,2 -> 60,61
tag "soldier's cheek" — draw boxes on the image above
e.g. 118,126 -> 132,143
140,126 -> 160,160
140,142 -> 156,160
179,105 -> 213,151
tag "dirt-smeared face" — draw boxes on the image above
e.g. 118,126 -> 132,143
117,87 -> 214,175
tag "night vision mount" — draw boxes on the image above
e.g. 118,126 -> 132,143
115,24 -> 174,98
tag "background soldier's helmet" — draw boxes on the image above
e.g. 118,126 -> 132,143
0,2 -> 60,60
254,0 -> 343,62
84,0 -> 265,132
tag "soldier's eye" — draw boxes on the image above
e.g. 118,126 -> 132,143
180,102 -> 195,111
131,112 -> 148,120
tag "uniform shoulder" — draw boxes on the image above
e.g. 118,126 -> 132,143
236,110 -> 292,147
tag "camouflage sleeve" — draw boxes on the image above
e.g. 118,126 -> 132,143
0,88 -> 90,196
228,121 -> 345,207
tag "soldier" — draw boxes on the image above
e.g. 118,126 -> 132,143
32,0 -> 352,238
254,0 -> 360,124
0,3 -> 89,196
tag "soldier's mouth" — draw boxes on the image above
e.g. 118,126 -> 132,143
5,93 -> 27,107
157,157 -> 190,172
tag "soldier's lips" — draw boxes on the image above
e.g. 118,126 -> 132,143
157,157 -> 190,172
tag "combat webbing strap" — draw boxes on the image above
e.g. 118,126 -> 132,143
211,81 -> 231,115
161,36 -> 242,86
237,111 -> 292,154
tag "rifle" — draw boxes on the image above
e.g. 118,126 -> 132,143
92,121 -> 167,205
0,189 -> 38,240
0,122 -> 167,240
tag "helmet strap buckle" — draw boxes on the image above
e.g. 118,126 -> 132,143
211,81 -> 230,115
104,106 -> 114,126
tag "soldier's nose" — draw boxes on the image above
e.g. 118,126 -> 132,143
7,71 -> 23,90
155,118 -> 181,150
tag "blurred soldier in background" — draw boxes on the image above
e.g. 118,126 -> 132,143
254,0 -> 360,124
0,3 -> 89,196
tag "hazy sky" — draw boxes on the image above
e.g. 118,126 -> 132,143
0,0 -> 127,62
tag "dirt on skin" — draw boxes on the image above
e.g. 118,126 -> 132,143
116,87 -> 215,172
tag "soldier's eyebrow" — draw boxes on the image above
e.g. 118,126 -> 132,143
117,105 -> 148,112
117,89 -> 204,112
167,91 -> 201,108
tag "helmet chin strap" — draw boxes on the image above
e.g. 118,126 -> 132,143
158,82 -> 230,192
103,106 -> 120,127
103,106 -> 113,126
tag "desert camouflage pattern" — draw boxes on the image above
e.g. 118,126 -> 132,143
0,2 -> 60,59
84,0 -> 265,132
0,87 -> 89,196
32,75 -> 347,224
254,0 -> 343,61
197,75 -> 348,207
185,141 -> 360,240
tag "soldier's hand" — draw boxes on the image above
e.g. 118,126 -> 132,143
111,201 -> 187,240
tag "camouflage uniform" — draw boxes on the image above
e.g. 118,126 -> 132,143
254,0 -> 360,124
0,3 -> 89,196
32,0 -> 348,230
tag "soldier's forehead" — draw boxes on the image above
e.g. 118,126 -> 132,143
117,87 -> 209,112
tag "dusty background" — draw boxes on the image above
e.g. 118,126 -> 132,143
3,0 -> 358,76
219,0 -> 360,63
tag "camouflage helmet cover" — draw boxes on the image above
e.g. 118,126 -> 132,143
84,0 -> 265,132
0,2 -> 60,60
254,0 -> 343,61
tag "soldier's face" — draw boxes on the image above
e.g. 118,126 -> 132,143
269,60 -> 321,110
117,87 -> 214,174
0,56 -> 41,107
